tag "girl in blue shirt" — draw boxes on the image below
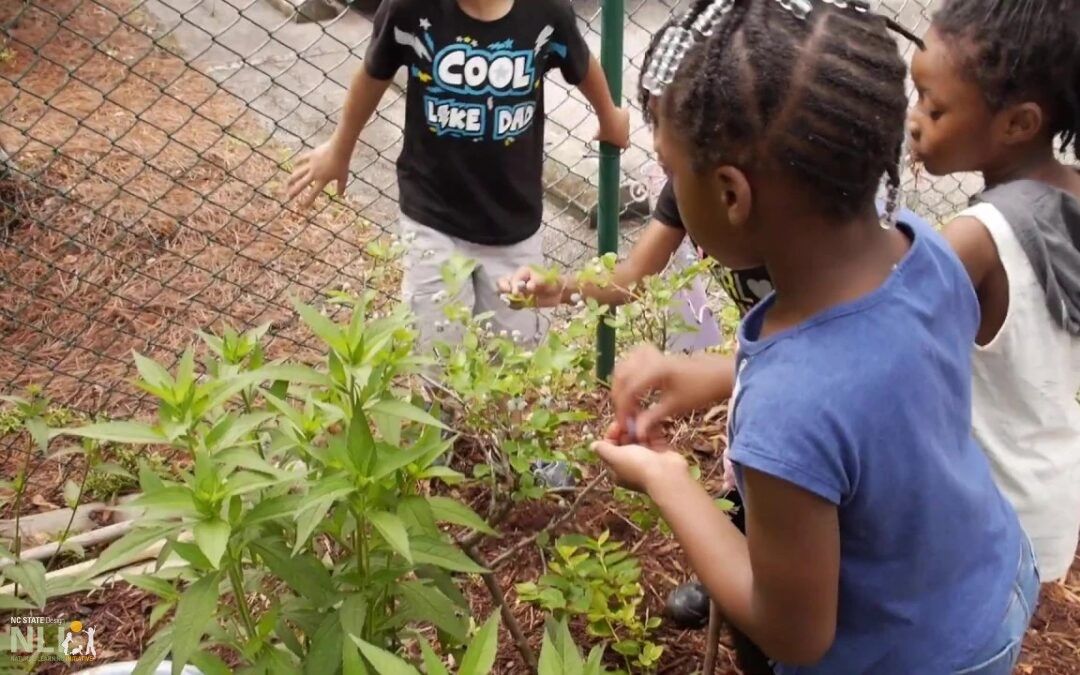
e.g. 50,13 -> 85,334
593,1 -> 1037,673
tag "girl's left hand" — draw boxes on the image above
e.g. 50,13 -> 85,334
592,439 -> 688,494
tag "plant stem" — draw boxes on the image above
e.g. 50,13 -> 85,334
702,600 -> 722,675
488,472 -> 606,568
464,544 -> 537,672
229,556 -> 257,643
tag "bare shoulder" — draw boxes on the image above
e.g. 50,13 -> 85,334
940,215 -> 1000,287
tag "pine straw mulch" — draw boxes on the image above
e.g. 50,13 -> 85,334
1,0 -> 398,515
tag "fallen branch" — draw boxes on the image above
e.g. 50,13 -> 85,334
489,472 -> 606,569
464,544 -> 537,673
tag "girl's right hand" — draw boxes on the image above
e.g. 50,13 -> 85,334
612,346 -> 735,440
497,267 -> 565,308
286,141 -> 352,209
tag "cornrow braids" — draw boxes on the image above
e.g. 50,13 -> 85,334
640,0 -> 910,223
933,0 -> 1080,156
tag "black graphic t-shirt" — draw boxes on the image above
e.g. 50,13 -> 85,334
654,181 -> 774,316
365,0 -> 590,245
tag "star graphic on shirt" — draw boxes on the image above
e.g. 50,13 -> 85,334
419,17 -> 431,30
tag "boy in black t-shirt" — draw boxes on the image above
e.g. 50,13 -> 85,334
288,0 -> 629,350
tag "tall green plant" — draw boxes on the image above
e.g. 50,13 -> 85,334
54,294 -> 493,674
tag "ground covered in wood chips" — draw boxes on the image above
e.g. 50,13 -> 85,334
2,0 -> 1078,674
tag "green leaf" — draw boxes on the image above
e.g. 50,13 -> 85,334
131,486 -> 200,519
25,417 -> 49,453
206,412 -> 274,451
63,478 -> 81,508
3,560 -> 47,607
398,580 -> 467,643
371,442 -> 436,482
457,613 -> 500,675
583,646 -> 606,675
367,399 -> 448,430
0,595 -> 35,610
148,599 -> 176,630
368,511 -> 412,563
425,497 -> 496,535
190,652 -> 233,675
410,537 -> 486,574
371,411 -> 402,447
396,496 -> 438,534
347,411 -> 376,475
538,617 -> 584,675
121,573 -> 178,601
133,351 -> 175,392
353,638 -> 422,675
91,522 -> 182,574
338,593 -> 367,639
251,541 -> 336,608
171,573 -> 221,674
244,493 -> 306,527
343,640 -> 371,675
92,461 -> 134,479
194,518 -> 231,568
293,498 -> 335,555
419,638 -> 451,675
132,632 -> 172,675
611,640 -> 640,657
305,613 -> 344,675
171,540 -> 214,570
54,421 -> 165,444
293,298 -> 347,353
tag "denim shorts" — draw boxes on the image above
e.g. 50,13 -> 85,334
953,536 -> 1040,674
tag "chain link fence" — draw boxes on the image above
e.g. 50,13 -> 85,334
1,0 -> 961,509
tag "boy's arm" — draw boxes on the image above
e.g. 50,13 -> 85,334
575,57 -> 631,148
498,220 -> 684,307
330,68 -> 394,158
288,0 -> 402,206
286,70 -> 392,205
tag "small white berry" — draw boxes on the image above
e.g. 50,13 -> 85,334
499,330 -> 508,337
570,293 -> 582,304
511,330 -> 521,338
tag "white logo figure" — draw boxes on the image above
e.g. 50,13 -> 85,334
85,626 -> 97,657
61,632 -> 74,656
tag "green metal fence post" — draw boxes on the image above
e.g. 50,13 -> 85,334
597,0 -> 624,382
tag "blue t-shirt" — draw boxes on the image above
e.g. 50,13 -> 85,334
729,220 -> 1022,674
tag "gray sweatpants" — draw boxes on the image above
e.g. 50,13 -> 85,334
400,215 -> 549,354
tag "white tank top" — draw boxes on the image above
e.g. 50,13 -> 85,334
962,202 -> 1080,582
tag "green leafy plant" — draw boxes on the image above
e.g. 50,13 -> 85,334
516,532 -> 663,673
537,617 -> 610,675
49,292 -> 494,673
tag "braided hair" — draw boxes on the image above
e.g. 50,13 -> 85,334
933,0 -> 1079,156
639,0 -> 910,222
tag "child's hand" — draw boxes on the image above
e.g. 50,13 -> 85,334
497,267 -> 565,308
611,345 -> 724,439
592,438 -> 688,494
595,107 -> 631,150
286,141 -> 352,209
